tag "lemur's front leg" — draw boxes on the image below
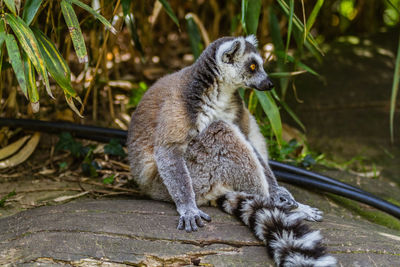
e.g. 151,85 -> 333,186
155,146 -> 211,232
252,148 -> 324,221
251,147 -> 297,209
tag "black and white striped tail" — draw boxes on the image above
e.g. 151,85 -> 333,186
217,192 -> 337,267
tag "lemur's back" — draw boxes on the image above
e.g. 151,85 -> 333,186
127,67 -> 192,192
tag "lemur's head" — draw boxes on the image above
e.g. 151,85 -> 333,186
215,35 -> 274,91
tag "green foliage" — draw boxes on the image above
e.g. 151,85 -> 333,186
158,0 -> 180,29
104,139 -> 126,157
55,132 -> 89,158
0,0 -> 115,114
0,190 -> 16,208
128,81 -> 148,108
186,15 -> 203,60
103,174 -> 116,185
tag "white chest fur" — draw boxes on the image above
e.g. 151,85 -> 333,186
196,83 -> 238,132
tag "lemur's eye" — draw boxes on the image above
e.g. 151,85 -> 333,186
250,64 -> 256,71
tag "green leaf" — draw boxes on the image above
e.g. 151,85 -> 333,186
103,174 -> 115,185
5,34 -> 27,98
4,0 -> 16,15
22,51 -> 39,105
305,0 -> 324,38
22,0 -> 43,25
121,0 -> 132,17
269,8 -> 289,96
5,13 -> 52,98
104,139 -> 126,157
275,51 -> 320,76
285,0 -> 294,61
185,14 -> 203,60
276,0 -> 323,56
269,70 -> 307,78
125,14 -> 144,57
158,0 -> 180,29
69,0 -> 117,34
241,0 -> 262,35
32,28 -> 77,98
390,32 -> 400,142
271,90 -> 305,132
0,20 -> 6,75
254,90 -> 282,146
61,0 -> 88,63
56,132 -> 88,158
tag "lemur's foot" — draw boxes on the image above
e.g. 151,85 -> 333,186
177,207 -> 211,232
294,203 -> 324,222
270,186 -> 298,211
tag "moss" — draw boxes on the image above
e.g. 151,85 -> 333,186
328,194 -> 400,232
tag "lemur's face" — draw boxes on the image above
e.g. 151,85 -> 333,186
216,36 -> 274,91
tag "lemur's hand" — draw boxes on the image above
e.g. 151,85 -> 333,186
270,186 -> 299,211
177,206 -> 211,232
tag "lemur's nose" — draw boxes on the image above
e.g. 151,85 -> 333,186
257,77 -> 274,91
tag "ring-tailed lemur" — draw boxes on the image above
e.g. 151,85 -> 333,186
127,36 -> 336,266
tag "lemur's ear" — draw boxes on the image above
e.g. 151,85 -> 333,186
245,35 -> 258,47
221,40 -> 242,64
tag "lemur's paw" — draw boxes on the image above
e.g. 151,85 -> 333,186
295,203 -> 324,222
177,208 -> 211,232
270,186 -> 298,211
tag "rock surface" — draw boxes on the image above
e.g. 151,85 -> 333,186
1,197 -> 400,267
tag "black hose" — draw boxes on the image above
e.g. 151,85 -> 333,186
270,160 -> 375,197
274,170 -> 400,219
2,118 -> 400,219
0,118 -> 127,144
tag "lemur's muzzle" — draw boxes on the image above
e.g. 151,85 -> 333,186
254,77 -> 274,91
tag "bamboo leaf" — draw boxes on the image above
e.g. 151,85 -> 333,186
285,0 -> 294,61
0,135 -> 30,160
5,13 -> 52,98
22,0 -> 43,25
22,51 -> 39,108
275,51 -> 320,76
241,0 -> 262,35
185,14 -> 203,60
390,32 -> 400,142
61,0 -> 88,63
125,14 -> 144,57
0,132 -> 40,169
65,95 -> 83,118
32,28 -> 77,97
121,0 -> 132,17
276,0 -> 323,56
271,90 -> 305,132
241,0 -> 247,34
269,8 -> 289,96
0,20 -> 6,75
305,0 -> 324,37
4,0 -> 17,15
5,34 -> 27,98
269,70 -> 307,78
158,0 -> 180,29
69,0 -> 117,34
254,90 -> 282,146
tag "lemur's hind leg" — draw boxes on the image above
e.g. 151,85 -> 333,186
185,120 -> 297,209
186,120 -> 322,221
